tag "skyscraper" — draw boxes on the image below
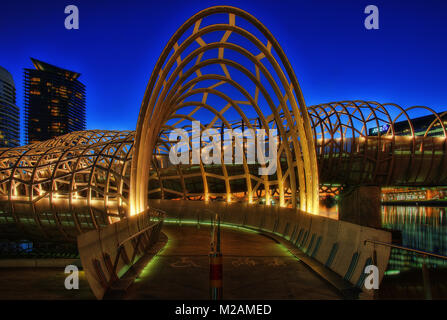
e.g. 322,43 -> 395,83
24,58 -> 86,144
0,66 -> 20,148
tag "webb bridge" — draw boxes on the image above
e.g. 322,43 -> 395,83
0,6 -> 445,299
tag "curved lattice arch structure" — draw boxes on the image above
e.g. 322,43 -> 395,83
309,100 -> 447,186
149,101 -> 447,202
0,130 -> 134,241
130,6 -> 319,216
0,102 -> 445,241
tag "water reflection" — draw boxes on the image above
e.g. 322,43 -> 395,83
317,203 -> 447,270
382,206 -> 447,271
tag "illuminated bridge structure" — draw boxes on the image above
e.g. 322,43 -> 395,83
151,101 -> 447,201
310,101 -> 447,189
0,102 -> 445,241
0,5 -> 444,299
0,130 -> 135,241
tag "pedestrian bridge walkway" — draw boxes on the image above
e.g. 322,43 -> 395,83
77,201 -> 391,299
125,224 -> 340,300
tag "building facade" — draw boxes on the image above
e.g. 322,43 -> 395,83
24,58 -> 86,144
369,112 -> 447,136
0,66 -> 20,147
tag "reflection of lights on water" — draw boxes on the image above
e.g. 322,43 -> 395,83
382,205 -> 447,271
384,270 -> 400,276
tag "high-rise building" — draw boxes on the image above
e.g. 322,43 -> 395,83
0,66 -> 20,148
24,58 -> 86,144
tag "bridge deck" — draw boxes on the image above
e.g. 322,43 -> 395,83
125,224 -> 340,300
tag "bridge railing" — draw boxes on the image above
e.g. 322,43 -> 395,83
364,239 -> 447,299
77,208 -> 165,299
206,209 -> 223,300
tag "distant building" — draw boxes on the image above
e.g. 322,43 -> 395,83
369,112 -> 447,136
0,66 -> 20,147
24,58 -> 86,144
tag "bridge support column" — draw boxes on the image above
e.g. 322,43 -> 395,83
338,186 -> 381,228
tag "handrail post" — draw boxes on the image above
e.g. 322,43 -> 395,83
112,245 -> 123,276
422,254 -> 433,300
209,210 -> 223,300
130,234 -> 143,264
217,212 -> 221,253
372,243 -> 378,300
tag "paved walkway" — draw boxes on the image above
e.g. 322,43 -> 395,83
0,267 -> 93,299
126,224 -> 340,299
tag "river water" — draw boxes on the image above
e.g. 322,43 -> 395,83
319,205 -> 447,271
382,205 -> 447,271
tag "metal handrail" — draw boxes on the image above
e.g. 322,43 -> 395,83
364,239 -> 447,300
118,208 -> 166,249
364,239 -> 447,260
118,222 -> 159,248
148,207 -> 167,220
117,208 -> 166,247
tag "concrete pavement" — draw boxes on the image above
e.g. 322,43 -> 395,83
125,224 -> 340,300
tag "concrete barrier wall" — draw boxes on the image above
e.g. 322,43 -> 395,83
77,210 -> 164,299
150,199 -> 391,293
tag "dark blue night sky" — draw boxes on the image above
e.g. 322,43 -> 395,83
1,0 -> 447,144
